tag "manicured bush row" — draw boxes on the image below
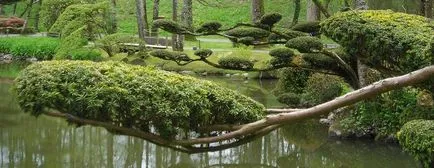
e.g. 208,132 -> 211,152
15,61 -> 265,138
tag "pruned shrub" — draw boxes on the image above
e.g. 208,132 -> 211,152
269,48 -> 295,59
196,22 -> 222,33
259,13 -> 282,27
218,56 -> 254,70
150,50 -> 191,62
225,27 -> 270,39
398,120 -> 434,168
68,48 -> 102,61
269,29 -> 309,41
291,21 -> 321,35
285,36 -> 323,53
14,61 -> 265,138
238,37 -> 256,45
277,92 -> 301,107
303,73 -> 344,105
194,49 -> 213,58
153,19 -> 186,34
321,10 -> 434,73
274,68 -> 311,95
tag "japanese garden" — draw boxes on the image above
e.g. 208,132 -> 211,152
0,0 -> 433,167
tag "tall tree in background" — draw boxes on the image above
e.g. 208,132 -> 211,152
181,0 -> 193,31
354,0 -> 368,87
424,0 -> 433,18
34,0 -> 42,31
290,0 -> 301,27
108,0 -> 117,33
251,0 -> 264,23
307,0 -> 320,21
21,0 -> 34,33
136,0 -> 147,39
151,0 -> 160,36
172,0 -> 184,51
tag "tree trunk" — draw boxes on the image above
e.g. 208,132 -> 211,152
181,0 -> 193,31
354,0 -> 368,10
251,0 -> 264,23
151,0 -> 160,36
172,0 -> 184,51
108,0 -> 117,34
0,5 -> 3,15
290,0 -> 301,27
307,0 -> 320,21
143,0 -> 149,34
13,3 -> 17,15
136,0 -> 146,39
22,0 -> 34,34
425,0 -> 433,18
34,0 -> 42,32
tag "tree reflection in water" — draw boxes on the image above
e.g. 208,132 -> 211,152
0,80 -> 420,168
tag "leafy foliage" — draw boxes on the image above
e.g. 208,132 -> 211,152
150,50 -> 191,62
194,49 -> 213,58
277,92 -> 301,107
196,22 -> 222,33
269,48 -> 295,59
303,73 -> 345,105
40,0 -> 78,30
341,88 -> 434,138
291,21 -> 321,35
321,10 -> 434,74
398,120 -> 434,168
225,27 -> 270,39
55,26 -> 88,59
285,36 -> 323,53
218,56 -> 254,70
96,33 -> 144,57
259,13 -> 282,27
68,48 -> 102,61
0,37 -> 60,60
14,61 -> 265,138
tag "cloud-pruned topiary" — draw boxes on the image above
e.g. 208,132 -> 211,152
269,48 -> 295,59
150,50 -> 191,62
225,27 -> 270,39
398,120 -> 434,168
196,22 -> 222,33
291,21 -> 321,35
218,56 -> 254,70
153,19 -> 187,34
194,49 -> 213,58
259,13 -> 282,27
321,10 -> 434,73
14,61 -> 266,138
285,36 -> 323,53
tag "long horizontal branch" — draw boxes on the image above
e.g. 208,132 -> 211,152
173,65 -> 434,145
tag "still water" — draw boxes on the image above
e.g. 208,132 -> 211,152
0,77 -> 420,168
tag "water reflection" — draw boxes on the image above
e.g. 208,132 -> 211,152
0,81 -> 420,168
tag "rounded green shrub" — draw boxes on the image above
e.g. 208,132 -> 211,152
269,48 -> 295,59
277,92 -> 301,107
238,37 -> 256,45
302,53 -> 338,71
225,27 -> 270,39
285,36 -> 323,53
196,22 -> 222,33
259,13 -> 282,27
274,68 -> 311,95
218,56 -> 254,70
303,73 -> 344,105
398,120 -> 434,168
14,61 -> 265,138
150,50 -> 191,62
194,49 -> 213,58
321,10 -> 434,73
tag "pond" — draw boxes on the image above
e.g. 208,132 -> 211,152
0,76 -> 420,168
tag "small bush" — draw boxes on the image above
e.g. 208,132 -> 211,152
68,48 -> 102,61
286,36 -> 323,53
196,22 -> 222,33
303,73 -> 344,105
225,27 -> 270,39
277,92 -> 301,107
237,37 -> 256,45
0,37 -> 60,60
14,61 -> 265,138
194,49 -> 213,58
150,50 -> 191,62
269,48 -> 295,59
398,120 -> 434,168
218,56 -> 254,70
274,68 -> 311,95
259,13 -> 282,27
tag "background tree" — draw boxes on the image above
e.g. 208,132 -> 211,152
135,0 -> 147,39
172,0 -> 184,51
251,0 -> 264,23
151,0 -> 160,36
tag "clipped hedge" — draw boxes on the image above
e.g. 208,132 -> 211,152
225,27 -> 270,39
321,10 -> 434,73
15,61 -> 265,138
398,120 -> 434,168
196,22 -> 222,33
0,37 -> 60,60
285,36 -> 323,53
218,56 -> 254,70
